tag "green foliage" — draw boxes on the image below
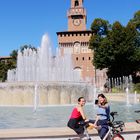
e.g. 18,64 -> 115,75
90,18 -> 110,36
129,10 -> 140,32
0,60 -> 15,82
0,44 -> 36,82
133,83 -> 140,93
20,45 -> 37,52
89,10 -> 140,82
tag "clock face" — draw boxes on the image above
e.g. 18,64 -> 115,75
73,19 -> 81,26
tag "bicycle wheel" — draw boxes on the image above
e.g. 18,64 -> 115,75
136,135 -> 140,140
112,134 -> 124,140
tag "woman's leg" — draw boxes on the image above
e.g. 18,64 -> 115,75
67,119 -> 84,135
97,120 -> 109,140
98,125 -> 109,140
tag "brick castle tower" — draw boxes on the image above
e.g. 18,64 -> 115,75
57,0 -> 95,82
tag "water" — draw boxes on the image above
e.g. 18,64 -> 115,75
108,75 -> 133,93
134,91 -> 137,104
7,34 -> 81,82
126,87 -> 130,105
33,84 -> 39,112
0,101 -> 139,129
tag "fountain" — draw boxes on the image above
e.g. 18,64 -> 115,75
7,34 -> 81,82
0,33 -> 140,132
33,84 -> 39,112
126,87 -> 130,105
0,34 -> 96,106
0,101 -> 138,129
134,91 -> 137,104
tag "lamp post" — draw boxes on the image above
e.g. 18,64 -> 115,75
94,66 -> 97,94
94,47 -> 97,88
93,48 -> 97,105
95,65 -> 97,86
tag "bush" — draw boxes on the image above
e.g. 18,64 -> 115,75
133,83 -> 140,94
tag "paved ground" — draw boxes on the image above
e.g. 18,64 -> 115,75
0,122 -> 139,140
3,133 -> 139,140
1,132 -> 140,140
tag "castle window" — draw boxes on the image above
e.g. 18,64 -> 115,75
75,0 -> 79,7
82,57 -> 84,61
89,57 -> 91,60
76,57 -> 78,61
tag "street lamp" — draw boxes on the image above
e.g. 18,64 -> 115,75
93,48 -> 97,105
94,47 -> 97,87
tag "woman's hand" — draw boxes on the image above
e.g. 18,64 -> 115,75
84,119 -> 89,122
98,103 -> 108,109
94,124 -> 101,130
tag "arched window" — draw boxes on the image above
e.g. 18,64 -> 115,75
75,0 -> 79,7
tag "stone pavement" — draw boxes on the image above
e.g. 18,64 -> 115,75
0,122 -> 139,140
1,133 -> 140,140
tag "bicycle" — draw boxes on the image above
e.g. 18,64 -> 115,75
102,111 -> 125,140
68,112 -> 125,140
135,110 -> 140,140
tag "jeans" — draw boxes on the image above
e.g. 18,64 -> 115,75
97,119 -> 109,140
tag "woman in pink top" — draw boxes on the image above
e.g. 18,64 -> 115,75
67,97 -> 87,137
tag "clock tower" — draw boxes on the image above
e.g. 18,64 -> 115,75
68,0 -> 86,31
57,0 -> 103,83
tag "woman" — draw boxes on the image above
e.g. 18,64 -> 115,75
94,94 -> 110,140
67,97 -> 87,138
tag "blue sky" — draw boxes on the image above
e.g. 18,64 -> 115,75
0,0 -> 140,56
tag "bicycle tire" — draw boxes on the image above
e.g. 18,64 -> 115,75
136,135 -> 140,140
112,134 -> 124,140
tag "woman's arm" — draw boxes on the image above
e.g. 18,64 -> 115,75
94,115 -> 100,125
98,103 -> 109,109
78,106 -> 87,120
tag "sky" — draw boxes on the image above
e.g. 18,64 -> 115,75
0,0 -> 140,56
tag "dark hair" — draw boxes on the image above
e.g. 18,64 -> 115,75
98,93 -> 108,105
78,97 -> 84,102
98,93 -> 106,98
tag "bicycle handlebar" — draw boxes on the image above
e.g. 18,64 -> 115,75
110,111 -> 118,122
110,111 -> 118,116
135,110 -> 140,113
109,111 -> 125,133
136,119 -> 140,124
134,110 -> 140,124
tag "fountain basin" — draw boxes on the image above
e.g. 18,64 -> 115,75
0,101 -> 139,129
0,82 -> 93,105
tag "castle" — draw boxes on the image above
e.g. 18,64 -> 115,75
57,0 -> 107,88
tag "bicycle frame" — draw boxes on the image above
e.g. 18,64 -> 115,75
135,110 -> 140,140
103,126 -> 111,140
102,112 -> 124,140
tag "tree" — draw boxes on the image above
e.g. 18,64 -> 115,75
89,11 -> 140,83
0,44 -> 36,82
9,45 -> 36,70
20,44 -> 37,52
129,10 -> 140,32
89,18 -> 110,69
